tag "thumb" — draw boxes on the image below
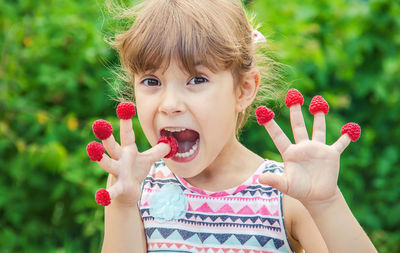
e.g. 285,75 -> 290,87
141,142 -> 171,165
258,172 -> 289,195
95,182 -> 123,207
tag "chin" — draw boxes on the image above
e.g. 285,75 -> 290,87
163,159 -> 204,179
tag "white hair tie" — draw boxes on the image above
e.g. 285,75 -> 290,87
253,30 -> 266,43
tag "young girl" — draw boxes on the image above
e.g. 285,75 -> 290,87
88,0 -> 377,252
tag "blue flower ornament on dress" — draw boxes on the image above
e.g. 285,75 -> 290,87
150,184 -> 188,222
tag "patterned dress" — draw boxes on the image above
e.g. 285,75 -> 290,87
139,159 -> 294,253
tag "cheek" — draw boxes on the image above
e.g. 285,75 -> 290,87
136,98 -> 157,144
200,96 -> 237,139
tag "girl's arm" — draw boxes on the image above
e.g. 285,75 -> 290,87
87,103 -> 171,252
102,175 -> 146,253
256,90 -> 377,252
283,195 -> 328,253
303,188 -> 376,252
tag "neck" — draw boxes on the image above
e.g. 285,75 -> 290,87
185,137 -> 264,192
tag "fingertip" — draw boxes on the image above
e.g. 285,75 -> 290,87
309,95 -> 329,115
257,173 -> 268,185
256,106 -> 275,125
167,136 -> 178,158
95,188 -> 111,206
116,102 -> 136,120
341,122 -> 361,142
92,119 -> 113,140
157,136 -> 178,158
87,141 -> 105,161
285,88 -> 304,107
258,173 -> 274,186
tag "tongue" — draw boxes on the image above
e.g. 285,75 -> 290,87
173,130 -> 199,153
178,141 -> 196,153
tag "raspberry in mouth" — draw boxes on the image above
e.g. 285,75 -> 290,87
160,127 -> 200,162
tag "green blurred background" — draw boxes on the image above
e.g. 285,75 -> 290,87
1,0 -> 399,252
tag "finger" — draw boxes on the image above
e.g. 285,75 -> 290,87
332,123 -> 361,153
92,120 -> 122,159
141,142 -> 171,165
256,106 -> 291,154
157,136 -> 178,158
98,154 -> 120,177
107,181 -> 124,200
285,89 -> 308,143
92,119 -> 113,140
87,141 -> 105,162
116,102 -> 137,147
290,104 -> 309,143
331,134 -> 351,154
95,182 -> 123,206
340,122 -> 361,142
95,188 -> 111,206
120,119 -> 135,147
309,95 -> 329,143
102,135 -> 122,160
264,120 -> 292,155
312,112 -> 326,143
258,172 -> 288,195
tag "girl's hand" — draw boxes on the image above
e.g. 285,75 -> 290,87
257,89 -> 361,205
87,102 -> 172,207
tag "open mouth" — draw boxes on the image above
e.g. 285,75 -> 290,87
160,127 -> 200,162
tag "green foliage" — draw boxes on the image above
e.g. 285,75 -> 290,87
0,0 -> 148,251
0,0 -> 398,252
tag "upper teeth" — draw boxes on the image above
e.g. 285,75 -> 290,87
164,127 -> 186,132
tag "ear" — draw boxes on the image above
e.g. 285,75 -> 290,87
235,69 -> 260,113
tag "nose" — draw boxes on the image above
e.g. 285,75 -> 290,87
158,87 -> 185,116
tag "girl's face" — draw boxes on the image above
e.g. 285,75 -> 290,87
134,60 -> 240,178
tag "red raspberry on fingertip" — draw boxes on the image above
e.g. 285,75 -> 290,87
309,95 -> 329,115
116,102 -> 136,119
92,120 -> 113,140
285,88 -> 304,107
95,188 -> 111,206
341,123 -> 361,142
256,106 -> 275,125
86,141 -> 105,161
158,136 -> 178,158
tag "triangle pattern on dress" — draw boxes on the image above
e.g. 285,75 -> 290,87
198,232 -> 212,243
214,234 -> 232,244
158,227 -> 175,239
145,227 -> 156,238
273,238 -> 285,249
234,234 -> 252,245
254,235 -> 273,247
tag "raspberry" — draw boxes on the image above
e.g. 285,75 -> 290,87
285,88 -> 304,107
92,120 -> 113,140
95,188 -> 111,206
86,141 -> 105,161
256,106 -> 275,125
341,123 -> 361,142
157,136 -> 178,158
309,96 -> 329,115
116,102 -> 136,119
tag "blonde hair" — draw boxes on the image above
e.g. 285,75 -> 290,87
107,0 -> 285,133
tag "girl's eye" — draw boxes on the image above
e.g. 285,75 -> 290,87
188,76 -> 208,85
142,78 -> 161,87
